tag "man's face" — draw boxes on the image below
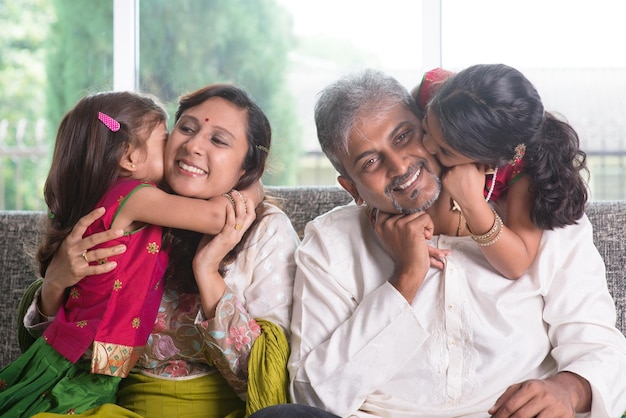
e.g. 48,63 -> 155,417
338,103 -> 442,214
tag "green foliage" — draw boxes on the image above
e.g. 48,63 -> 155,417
138,0 -> 301,185
45,0 -> 114,127
0,0 -> 52,119
0,0 -> 53,209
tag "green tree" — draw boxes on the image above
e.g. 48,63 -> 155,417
45,1 -> 114,127
0,0 -> 53,210
138,0 -> 300,184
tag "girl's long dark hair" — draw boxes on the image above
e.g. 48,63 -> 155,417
166,84 -> 272,293
429,64 -> 589,229
37,91 -> 167,277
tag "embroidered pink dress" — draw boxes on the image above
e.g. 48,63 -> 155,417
484,160 -> 526,202
43,179 -> 169,377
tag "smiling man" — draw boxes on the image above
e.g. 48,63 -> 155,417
250,69 -> 626,418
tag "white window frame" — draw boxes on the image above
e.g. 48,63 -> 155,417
422,0 -> 442,70
113,0 -> 139,91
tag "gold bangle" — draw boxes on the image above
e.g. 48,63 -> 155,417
467,208 -> 498,238
232,190 -> 247,212
475,226 -> 503,247
469,209 -> 503,245
36,294 -> 49,321
222,192 -> 236,209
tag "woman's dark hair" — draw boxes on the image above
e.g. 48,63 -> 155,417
428,63 -> 589,229
167,84 -> 273,292
37,91 -> 167,276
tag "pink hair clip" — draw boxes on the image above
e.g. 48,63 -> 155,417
98,112 -> 120,132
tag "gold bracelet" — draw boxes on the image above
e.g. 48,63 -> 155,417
222,192 -> 236,209
475,225 -> 503,247
36,294 -> 49,321
468,209 -> 503,245
232,190 -> 247,212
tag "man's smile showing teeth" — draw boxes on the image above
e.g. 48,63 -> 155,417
178,161 -> 206,175
396,167 -> 421,191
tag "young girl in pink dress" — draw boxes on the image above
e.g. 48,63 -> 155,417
0,90 -> 258,416
417,64 -> 589,279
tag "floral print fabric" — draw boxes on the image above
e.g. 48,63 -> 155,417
134,205 -> 298,398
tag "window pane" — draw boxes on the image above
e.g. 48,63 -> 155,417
441,0 -> 626,200
277,0 -> 424,186
0,0 -> 114,210
138,0 -> 424,187
139,1 -> 303,186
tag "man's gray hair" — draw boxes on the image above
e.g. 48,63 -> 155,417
314,69 -> 420,177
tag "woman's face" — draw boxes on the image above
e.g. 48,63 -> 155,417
164,97 -> 249,199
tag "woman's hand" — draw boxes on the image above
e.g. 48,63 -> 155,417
193,191 -> 256,319
40,207 -> 127,317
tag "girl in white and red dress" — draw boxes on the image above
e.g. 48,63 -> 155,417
0,91 -> 258,416
418,64 -> 589,280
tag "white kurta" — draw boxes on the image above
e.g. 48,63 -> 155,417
289,203 -> 626,418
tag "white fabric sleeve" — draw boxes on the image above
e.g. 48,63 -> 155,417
289,221 -> 430,416
239,209 -> 299,334
540,215 -> 626,417
23,287 -> 54,335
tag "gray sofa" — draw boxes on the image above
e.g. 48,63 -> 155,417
1,186 -> 624,368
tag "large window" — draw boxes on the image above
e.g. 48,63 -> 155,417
1,0 -> 624,210
438,0 -> 626,201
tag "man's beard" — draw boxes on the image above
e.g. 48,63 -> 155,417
384,163 -> 441,214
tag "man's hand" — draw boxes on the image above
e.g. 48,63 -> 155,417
488,372 -> 591,418
372,209 -> 434,303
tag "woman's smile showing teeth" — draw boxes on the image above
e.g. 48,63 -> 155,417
395,167 -> 421,191
178,161 -> 206,175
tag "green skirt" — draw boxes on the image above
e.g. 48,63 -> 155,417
116,371 -> 245,418
32,371 -> 246,418
0,337 -> 120,416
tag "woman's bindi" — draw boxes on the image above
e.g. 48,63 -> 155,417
205,117 -> 210,122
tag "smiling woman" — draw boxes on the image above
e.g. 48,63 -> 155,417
164,97 -> 249,200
